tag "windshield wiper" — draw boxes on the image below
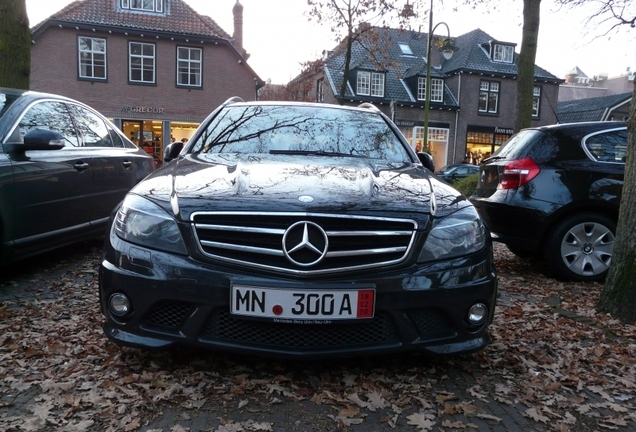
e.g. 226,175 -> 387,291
269,149 -> 364,157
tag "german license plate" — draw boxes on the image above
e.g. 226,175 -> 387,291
231,285 -> 375,321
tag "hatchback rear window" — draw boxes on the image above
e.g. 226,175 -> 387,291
489,129 -> 543,160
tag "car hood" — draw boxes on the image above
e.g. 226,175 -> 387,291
131,153 -> 468,222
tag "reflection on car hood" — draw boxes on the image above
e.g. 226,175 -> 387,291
132,153 -> 467,221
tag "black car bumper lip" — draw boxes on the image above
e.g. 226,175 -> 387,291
102,322 -> 491,358
99,233 -> 497,358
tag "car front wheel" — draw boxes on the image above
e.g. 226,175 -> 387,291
544,213 -> 615,282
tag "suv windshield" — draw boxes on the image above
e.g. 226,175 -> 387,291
190,105 -> 411,162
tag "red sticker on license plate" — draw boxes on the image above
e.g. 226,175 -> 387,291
356,290 -> 374,318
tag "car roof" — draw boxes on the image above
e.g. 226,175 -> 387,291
528,121 -> 627,140
225,99 -> 385,115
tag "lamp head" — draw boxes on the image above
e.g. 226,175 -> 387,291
437,38 -> 459,60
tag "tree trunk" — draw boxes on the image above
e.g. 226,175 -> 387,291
514,0 -> 541,133
0,0 -> 31,89
338,36 -> 353,106
597,80 -> 636,323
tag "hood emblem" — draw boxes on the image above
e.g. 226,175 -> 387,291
282,221 -> 328,267
298,195 -> 314,203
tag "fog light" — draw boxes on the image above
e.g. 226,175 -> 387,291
109,293 -> 131,316
468,303 -> 488,325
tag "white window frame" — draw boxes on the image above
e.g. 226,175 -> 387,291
493,44 -> 514,63
417,77 -> 444,102
357,72 -> 370,95
357,71 -> 384,97
78,36 -> 106,80
129,41 -> 155,84
479,80 -> 499,114
122,0 -> 163,13
316,78 -> 324,102
177,47 -> 202,87
370,73 -> 385,97
532,86 -> 541,117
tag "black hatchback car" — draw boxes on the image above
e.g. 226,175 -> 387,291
99,99 -> 497,359
470,121 -> 627,282
0,88 -> 155,265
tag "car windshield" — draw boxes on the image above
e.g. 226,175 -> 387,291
190,105 -> 412,162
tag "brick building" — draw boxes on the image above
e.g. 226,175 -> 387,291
30,0 -> 263,161
301,27 -> 562,169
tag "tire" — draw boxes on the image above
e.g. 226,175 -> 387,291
544,213 -> 616,282
506,244 -> 540,259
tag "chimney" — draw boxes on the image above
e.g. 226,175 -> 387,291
233,1 -> 244,54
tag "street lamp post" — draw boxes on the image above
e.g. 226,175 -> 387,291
422,0 -> 458,158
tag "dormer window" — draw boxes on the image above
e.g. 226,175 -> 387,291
357,71 -> 385,97
492,44 -> 514,63
417,77 -> 443,102
121,0 -> 163,13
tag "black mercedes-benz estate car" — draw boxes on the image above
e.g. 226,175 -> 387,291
470,121 -> 627,282
0,88 -> 154,265
99,98 -> 497,358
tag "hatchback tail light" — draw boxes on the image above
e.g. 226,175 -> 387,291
498,157 -> 540,190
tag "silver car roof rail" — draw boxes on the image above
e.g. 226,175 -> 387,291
222,96 -> 245,106
357,102 -> 381,112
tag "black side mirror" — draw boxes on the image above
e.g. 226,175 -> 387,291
5,129 -> 65,153
164,141 -> 184,163
417,152 -> 435,172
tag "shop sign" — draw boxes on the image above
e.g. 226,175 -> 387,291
122,106 -> 165,114
394,120 -> 419,127
495,127 -> 514,135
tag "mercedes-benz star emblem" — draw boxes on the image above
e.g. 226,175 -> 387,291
282,221 -> 328,267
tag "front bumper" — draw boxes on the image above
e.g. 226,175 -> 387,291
99,230 -> 498,359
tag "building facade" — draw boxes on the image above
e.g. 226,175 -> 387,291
303,27 -> 562,170
30,0 -> 263,163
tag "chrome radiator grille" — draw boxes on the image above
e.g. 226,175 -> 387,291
191,212 -> 418,275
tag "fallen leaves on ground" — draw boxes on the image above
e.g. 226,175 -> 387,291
0,242 -> 635,431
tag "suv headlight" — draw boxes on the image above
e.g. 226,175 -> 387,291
418,206 -> 486,262
114,194 -> 187,255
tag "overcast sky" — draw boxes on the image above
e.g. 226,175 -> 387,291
27,0 -> 635,85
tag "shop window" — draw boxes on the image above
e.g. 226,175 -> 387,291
466,130 -> 512,164
177,47 -> 202,87
78,36 -> 106,80
129,42 -> 155,84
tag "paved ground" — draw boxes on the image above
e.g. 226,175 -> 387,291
1,240 -> 633,432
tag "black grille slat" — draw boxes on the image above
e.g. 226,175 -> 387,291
202,309 -> 399,348
409,310 -> 455,339
191,212 -> 418,275
145,302 -> 193,329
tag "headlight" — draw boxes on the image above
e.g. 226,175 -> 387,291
114,194 -> 188,255
418,206 -> 486,262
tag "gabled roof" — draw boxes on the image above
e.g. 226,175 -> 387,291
31,0 -> 231,41
324,26 -> 561,104
441,28 -> 558,81
557,92 -> 632,123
